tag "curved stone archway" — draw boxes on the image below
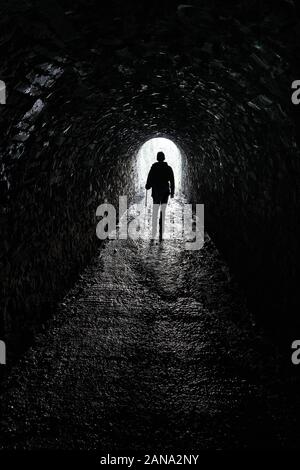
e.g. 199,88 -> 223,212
0,0 -> 300,356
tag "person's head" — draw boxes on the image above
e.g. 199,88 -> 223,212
157,151 -> 165,162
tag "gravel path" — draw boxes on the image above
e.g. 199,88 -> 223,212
0,197 -> 298,451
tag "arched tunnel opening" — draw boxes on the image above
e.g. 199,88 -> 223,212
136,137 -> 183,194
1,0 -> 300,452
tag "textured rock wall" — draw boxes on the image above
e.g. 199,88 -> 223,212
1,0 -> 300,355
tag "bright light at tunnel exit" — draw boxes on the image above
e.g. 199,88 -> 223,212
136,138 -> 182,193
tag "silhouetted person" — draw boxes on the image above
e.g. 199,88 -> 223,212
145,151 -> 175,240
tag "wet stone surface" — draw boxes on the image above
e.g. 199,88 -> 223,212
0,197 -> 299,450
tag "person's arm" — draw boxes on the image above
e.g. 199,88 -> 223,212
169,167 -> 175,197
145,165 -> 154,190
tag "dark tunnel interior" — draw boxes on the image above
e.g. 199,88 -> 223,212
1,0 -> 300,362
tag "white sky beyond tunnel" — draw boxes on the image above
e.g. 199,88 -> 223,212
136,138 -> 182,194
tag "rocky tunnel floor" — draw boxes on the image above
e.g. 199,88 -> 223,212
0,196 -> 299,451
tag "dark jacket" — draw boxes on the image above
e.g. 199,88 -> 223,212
145,162 -> 175,200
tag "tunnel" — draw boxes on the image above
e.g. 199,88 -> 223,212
1,0 -> 300,453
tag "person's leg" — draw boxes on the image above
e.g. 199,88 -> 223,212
160,203 -> 167,238
152,201 -> 160,239
160,194 -> 169,239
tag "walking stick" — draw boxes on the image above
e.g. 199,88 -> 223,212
144,189 -> 148,237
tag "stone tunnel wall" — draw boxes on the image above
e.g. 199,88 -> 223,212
1,0 -> 300,357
